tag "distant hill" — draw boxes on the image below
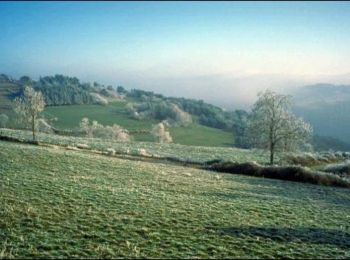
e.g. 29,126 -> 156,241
1,73 -> 349,151
0,73 -> 248,138
291,84 -> 350,144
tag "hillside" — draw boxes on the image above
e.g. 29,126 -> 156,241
1,140 -> 350,258
43,103 -> 234,146
0,74 -> 238,147
1,73 -> 350,150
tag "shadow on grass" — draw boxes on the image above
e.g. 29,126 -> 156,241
220,175 -> 350,207
209,226 -> 350,249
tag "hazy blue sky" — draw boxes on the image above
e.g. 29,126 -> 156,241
1,1 -> 350,108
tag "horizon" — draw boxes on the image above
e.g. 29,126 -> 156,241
1,1 -> 350,108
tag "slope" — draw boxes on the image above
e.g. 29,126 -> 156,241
1,140 -> 350,258
42,102 -> 234,147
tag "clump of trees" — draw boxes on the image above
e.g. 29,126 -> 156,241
126,101 -> 192,126
79,117 -> 130,141
127,89 -> 234,129
3,74 -> 120,106
35,75 -> 94,105
151,122 -> 173,143
14,86 -> 45,141
247,90 -> 313,165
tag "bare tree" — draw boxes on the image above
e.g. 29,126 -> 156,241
248,89 -> 313,165
14,86 -> 45,141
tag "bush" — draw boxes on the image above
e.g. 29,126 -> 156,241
207,161 -> 350,188
151,122 -> 173,143
106,148 -> 116,156
323,160 -> 350,176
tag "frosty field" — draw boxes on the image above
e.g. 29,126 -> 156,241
0,129 -> 271,164
1,140 -> 350,258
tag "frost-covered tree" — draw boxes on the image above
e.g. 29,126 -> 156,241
152,122 -> 173,143
79,117 -> 130,141
79,117 -> 93,138
14,86 -> 45,141
109,124 -> 130,142
248,90 -> 313,165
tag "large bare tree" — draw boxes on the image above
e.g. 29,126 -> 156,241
14,86 -> 45,141
248,90 -> 313,165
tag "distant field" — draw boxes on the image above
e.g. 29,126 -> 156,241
1,141 -> 350,258
0,129 -> 268,164
43,102 -> 234,147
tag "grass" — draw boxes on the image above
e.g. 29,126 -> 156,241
1,140 -> 350,258
170,124 -> 233,147
43,102 -> 155,131
207,161 -> 350,188
0,129 -> 270,164
42,102 -> 234,146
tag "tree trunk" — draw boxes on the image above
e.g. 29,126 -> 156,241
32,115 -> 35,141
270,143 -> 275,165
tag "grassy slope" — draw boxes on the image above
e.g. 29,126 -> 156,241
43,102 -> 234,147
0,129 -> 269,164
1,141 -> 350,258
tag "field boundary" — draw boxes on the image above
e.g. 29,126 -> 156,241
1,132 -> 349,188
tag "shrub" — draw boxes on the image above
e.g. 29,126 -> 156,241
151,122 -> 173,143
79,118 -> 130,141
106,148 -> 116,156
323,160 -> 350,176
206,161 -> 350,188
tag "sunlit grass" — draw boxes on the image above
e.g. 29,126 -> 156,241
1,141 -> 350,258
0,128 -> 270,164
43,102 -> 234,146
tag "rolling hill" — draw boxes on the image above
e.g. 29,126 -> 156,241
1,73 -> 350,150
43,103 -> 234,146
0,74 -> 235,147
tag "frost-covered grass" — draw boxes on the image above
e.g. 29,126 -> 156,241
0,128 -> 271,164
1,141 -> 350,258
